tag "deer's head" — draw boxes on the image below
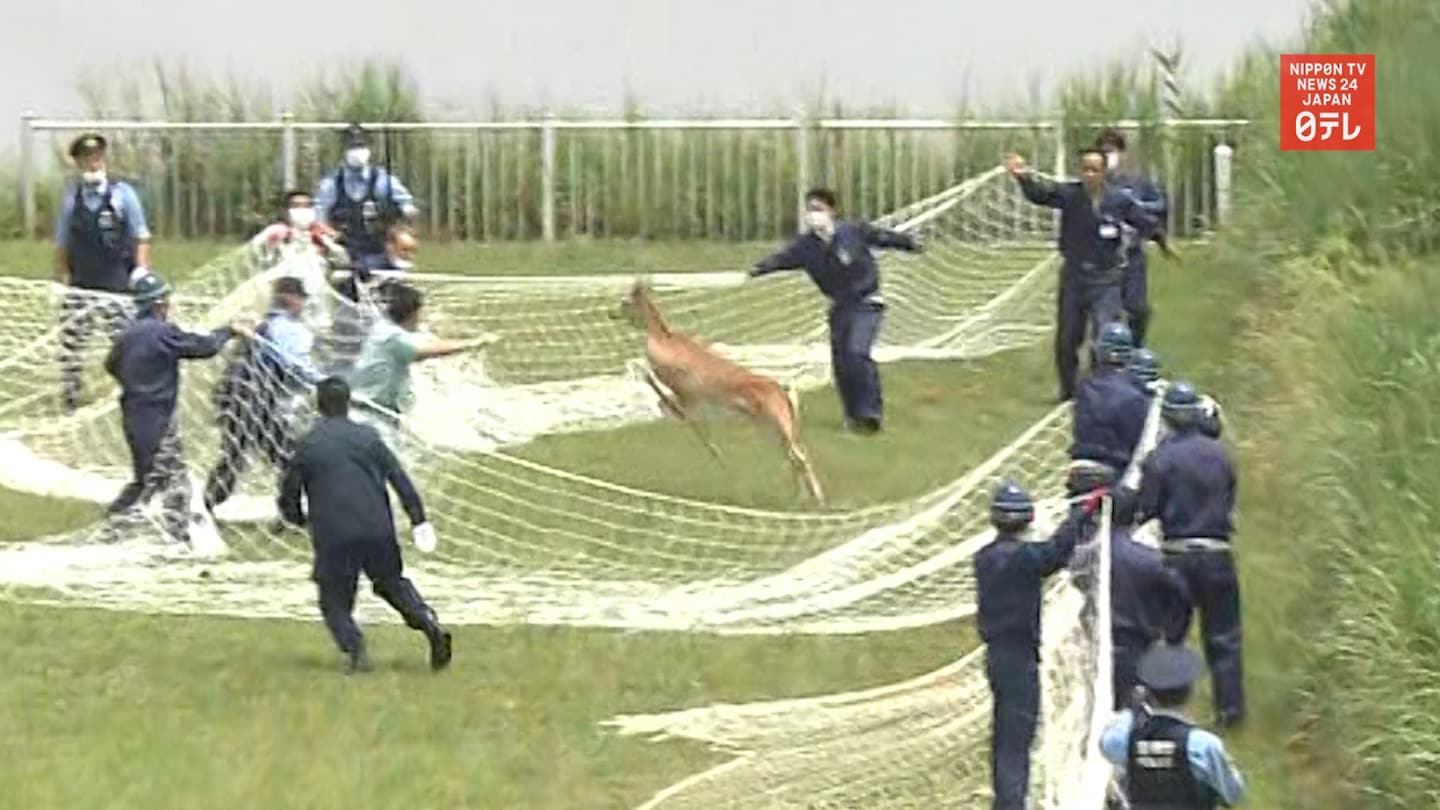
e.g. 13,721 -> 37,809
609,277 -> 653,330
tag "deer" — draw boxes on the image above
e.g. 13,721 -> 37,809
610,277 -> 825,504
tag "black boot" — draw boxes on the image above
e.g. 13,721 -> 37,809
425,623 -> 452,672
345,638 -> 373,675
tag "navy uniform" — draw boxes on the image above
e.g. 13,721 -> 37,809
1108,489 -> 1192,710
1098,130 -> 1169,347
104,273 -> 237,542
1100,645 -> 1248,807
976,481 -> 1096,810
751,190 -> 922,432
1069,321 -> 1149,494
1138,382 -> 1245,727
205,278 -> 321,513
278,377 -> 451,674
315,124 -> 419,272
1129,347 -> 1162,397
1010,155 -> 1160,402
55,133 -> 152,412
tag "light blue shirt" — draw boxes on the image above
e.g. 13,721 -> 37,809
313,167 -> 418,225
260,310 -> 320,386
53,180 -> 151,250
1100,709 -> 1247,806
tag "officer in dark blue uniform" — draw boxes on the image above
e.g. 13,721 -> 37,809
315,124 -> 419,272
976,480 -> 1099,810
278,376 -> 451,675
55,132 -> 153,412
1006,149 -> 1162,402
104,273 -> 241,542
1129,347 -> 1162,397
1138,382 -> 1245,727
1097,129 -> 1169,347
750,188 -> 923,433
1069,321 -> 1150,494
1100,644 -> 1248,807
1108,489 -> 1191,710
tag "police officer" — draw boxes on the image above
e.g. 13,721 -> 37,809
315,124 -> 419,271
205,276 -> 321,514
750,188 -> 924,434
277,376 -> 451,675
1096,129 -> 1170,348
1129,347 -> 1163,397
1068,321 -> 1150,495
1138,382 -> 1246,728
1100,644 -> 1248,807
976,480 -> 1100,810
104,273 -> 245,543
55,132 -> 153,413
1006,149 -> 1162,403
1108,489 -> 1192,710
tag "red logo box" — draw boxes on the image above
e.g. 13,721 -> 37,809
1279,54 -> 1375,151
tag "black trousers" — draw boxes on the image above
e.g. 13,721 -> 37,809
204,381 -> 295,511
313,536 -> 439,654
108,404 -> 191,539
1166,550 -> 1246,720
1055,277 -> 1124,400
59,289 -> 129,410
1122,253 -> 1151,346
986,641 -> 1040,810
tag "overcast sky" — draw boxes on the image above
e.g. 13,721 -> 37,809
1,0 -> 1310,149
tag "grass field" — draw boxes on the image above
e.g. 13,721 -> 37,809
0,233 -> 1316,809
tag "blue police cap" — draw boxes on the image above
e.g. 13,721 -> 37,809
1136,644 -> 1201,692
343,123 -> 368,149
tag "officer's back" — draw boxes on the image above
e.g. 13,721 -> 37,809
109,307 -> 232,410
289,415 -> 410,545
1072,368 -> 1149,469
976,492 -> 1087,648
1142,430 -> 1236,540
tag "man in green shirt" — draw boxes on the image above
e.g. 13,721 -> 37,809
347,282 -> 496,420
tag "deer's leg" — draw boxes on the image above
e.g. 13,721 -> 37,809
758,383 -> 825,504
644,369 -> 724,462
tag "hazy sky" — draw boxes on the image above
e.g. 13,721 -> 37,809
1,0 -> 1310,148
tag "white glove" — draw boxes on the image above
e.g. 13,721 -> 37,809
129,266 -> 150,286
412,522 -> 438,553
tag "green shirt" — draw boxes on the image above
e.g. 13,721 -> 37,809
348,317 -> 421,413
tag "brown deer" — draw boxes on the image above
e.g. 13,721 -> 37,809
611,277 -> 825,504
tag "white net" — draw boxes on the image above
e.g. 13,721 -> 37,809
0,162 -> 1190,807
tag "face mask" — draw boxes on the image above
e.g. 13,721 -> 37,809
390,258 -> 414,271
288,207 -> 316,230
81,169 -> 106,186
806,210 -> 834,235
1105,151 -> 1121,170
345,148 -> 370,169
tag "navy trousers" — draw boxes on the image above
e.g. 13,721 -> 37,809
313,536 -> 439,655
108,403 -> 192,540
1055,275 -> 1124,400
1166,550 -> 1246,721
828,301 -> 884,425
986,641 -> 1040,810
1122,253 -> 1150,346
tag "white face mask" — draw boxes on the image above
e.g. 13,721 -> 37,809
806,209 -> 834,235
345,147 -> 370,169
390,258 -> 414,271
1105,151 -> 1121,170
288,207 -> 316,230
81,169 -> 106,186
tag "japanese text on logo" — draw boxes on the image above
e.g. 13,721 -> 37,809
1279,54 -> 1376,151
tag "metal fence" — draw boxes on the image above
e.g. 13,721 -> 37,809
18,114 -> 1249,242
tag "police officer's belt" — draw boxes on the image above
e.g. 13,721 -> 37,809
1160,537 -> 1231,553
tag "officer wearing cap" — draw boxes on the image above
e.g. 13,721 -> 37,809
205,275 -> 321,514
104,272 -> 247,543
1100,644 -> 1247,807
55,132 -> 153,412
314,123 -> 419,272
976,480 -> 1100,810
1138,381 -> 1245,728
